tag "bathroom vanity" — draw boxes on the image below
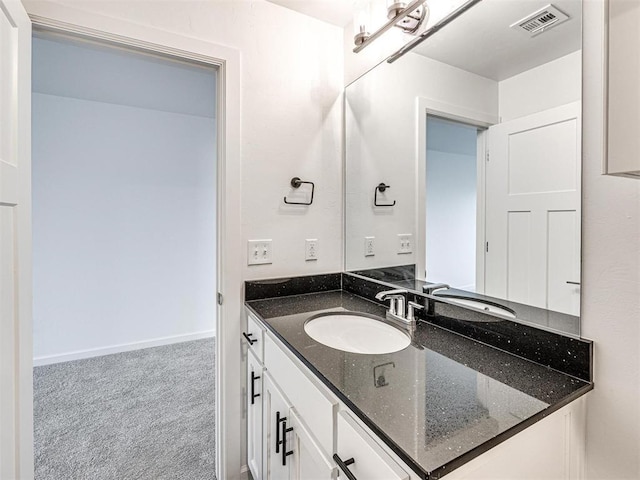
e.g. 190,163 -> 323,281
243,273 -> 592,480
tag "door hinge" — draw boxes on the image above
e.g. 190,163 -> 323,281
217,292 -> 223,305
486,151 -> 490,162
486,242 -> 489,253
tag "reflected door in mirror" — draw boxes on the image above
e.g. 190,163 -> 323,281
485,102 -> 581,316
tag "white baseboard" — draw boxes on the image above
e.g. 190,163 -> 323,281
33,330 -> 216,367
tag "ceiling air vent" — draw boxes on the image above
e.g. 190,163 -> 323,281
510,4 -> 570,37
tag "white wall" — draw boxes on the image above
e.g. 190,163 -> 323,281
499,50 -> 582,122
426,117 -> 477,289
32,35 -> 218,362
27,0 -> 345,281
581,2 -> 640,479
345,52 -> 497,271
25,1 -> 344,476
32,94 -> 217,361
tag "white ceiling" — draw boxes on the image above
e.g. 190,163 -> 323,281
266,0 -> 356,27
266,0 -> 581,81
411,0 -> 582,81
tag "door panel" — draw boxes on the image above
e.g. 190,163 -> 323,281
289,409 -> 336,480
263,372 -> 291,480
485,102 -> 581,315
0,208 -> 17,479
247,350 -> 263,480
336,411 -> 409,480
0,0 -> 31,478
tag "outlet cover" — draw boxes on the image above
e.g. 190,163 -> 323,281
247,239 -> 272,265
364,236 -> 375,257
305,239 -> 318,261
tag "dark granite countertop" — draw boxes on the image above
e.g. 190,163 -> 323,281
348,270 -> 580,337
246,288 -> 592,479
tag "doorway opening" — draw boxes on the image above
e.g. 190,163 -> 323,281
31,30 -> 218,479
425,115 -> 485,292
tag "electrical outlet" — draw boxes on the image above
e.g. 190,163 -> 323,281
247,239 -> 272,265
364,236 -> 375,257
397,234 -> 412,254
305,239 -> 318,261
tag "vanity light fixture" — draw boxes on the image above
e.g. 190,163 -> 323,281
353,0 -> 429,52
387,0 -> 484,63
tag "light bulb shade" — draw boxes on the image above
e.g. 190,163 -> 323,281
353,0 -> 372,45
353,1 -> 371,31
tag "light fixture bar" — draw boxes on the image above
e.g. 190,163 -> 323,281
353,0 -> 426,53
387,0 -> 483,63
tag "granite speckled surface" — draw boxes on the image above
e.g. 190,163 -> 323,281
342,273 -> 592,382
245,284 -> 592,479
347,270 -> 581,336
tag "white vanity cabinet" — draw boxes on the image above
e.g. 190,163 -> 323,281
246,311 -> 338,480
247,349 -> 264,480
245,313 -> 265,480
335,411 -> 409,480
262,372 -> 293,480
288,408 -> 336,480
261,364 -> 336,480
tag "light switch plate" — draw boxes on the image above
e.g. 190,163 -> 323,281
247,239 -> 272,265
397,234 -> 412,254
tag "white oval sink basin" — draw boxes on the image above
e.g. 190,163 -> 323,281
437,296 -> 516,319
304,313 -> 411,354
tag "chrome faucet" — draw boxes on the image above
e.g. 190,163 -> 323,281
375,289 -> 406,319
375,289 -> 423,330
422,282 -> 450,315
422,282 -> 450,295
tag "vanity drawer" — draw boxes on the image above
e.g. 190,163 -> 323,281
245,312 -> 265,361
264,334 -> 337,455
336,411 -> 409,480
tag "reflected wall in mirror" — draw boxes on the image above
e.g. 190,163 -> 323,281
345,0 -> 582,334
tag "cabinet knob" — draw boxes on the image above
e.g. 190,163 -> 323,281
281,419 -> 294,466
275,411 -> 294,465
275,411 -> 285,453
243,332 -> 257,345
250,371 -> 261,405
333,454 -> 357,479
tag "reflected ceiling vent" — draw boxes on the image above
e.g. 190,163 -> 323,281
510,4 -> 570,37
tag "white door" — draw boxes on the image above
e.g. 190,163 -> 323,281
0,0 -> 32,478
288,409 -> 336,480
485,102 -> 581,315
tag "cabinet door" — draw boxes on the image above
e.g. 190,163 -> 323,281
336,411 -> 409,480
247,349 -> 264,480
289,409 -> 337,480
263,372 -> 292,480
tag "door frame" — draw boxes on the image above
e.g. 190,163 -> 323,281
415,97 -> 497,286
25,4 -> 242,479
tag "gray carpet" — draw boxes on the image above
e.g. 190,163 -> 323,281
34,338 -> 216,480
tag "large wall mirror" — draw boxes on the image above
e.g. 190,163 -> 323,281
345,0 -> 582,336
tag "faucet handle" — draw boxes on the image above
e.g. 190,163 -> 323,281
422,283 -> 450,295
374,288 -> 408,301
407,301 -> 424,322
